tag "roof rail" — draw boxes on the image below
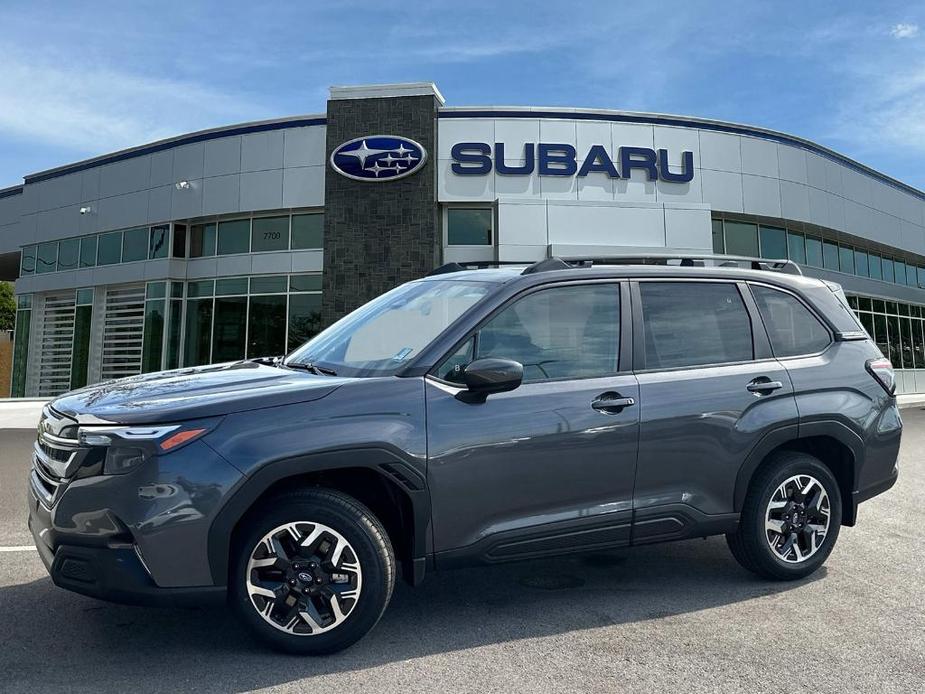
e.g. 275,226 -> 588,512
426,260 -> 529,277
541,253 -> 803,276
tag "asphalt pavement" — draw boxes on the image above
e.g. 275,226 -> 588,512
0,412 -> 922,693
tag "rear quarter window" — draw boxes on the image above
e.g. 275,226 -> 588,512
750,284 -> 831,357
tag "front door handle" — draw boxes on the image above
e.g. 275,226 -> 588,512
746,378 -> 783,394
591,392 -> 636,414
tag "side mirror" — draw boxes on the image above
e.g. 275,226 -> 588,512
457,358 -> 523,403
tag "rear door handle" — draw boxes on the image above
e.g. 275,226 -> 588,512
746,378 -> 783,394
591,392 -> 636,414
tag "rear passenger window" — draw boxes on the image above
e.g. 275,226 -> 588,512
639,282 -> 752,369
461,284 -> 620,382
750,285 -> 831,357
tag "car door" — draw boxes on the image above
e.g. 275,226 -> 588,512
425,281 -> 640,564
630,278 -> 798,543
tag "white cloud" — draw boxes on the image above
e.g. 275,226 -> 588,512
0,50 -> 271,167
890,23 -> 919,39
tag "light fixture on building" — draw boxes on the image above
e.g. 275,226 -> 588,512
79,206 -> 92,215
175,180 -> 191,191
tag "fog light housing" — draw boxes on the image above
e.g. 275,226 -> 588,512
104,447 -> 146,475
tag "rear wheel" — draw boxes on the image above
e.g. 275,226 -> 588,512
727,452 -> 841,580
230,488 -> 395,654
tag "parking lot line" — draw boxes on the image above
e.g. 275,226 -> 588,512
0,546 -> 36,552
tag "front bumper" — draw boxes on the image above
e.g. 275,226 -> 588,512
28,487 -> 226,607
29,510 -> 225,607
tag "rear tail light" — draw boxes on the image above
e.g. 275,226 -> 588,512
866,358 -> 896,396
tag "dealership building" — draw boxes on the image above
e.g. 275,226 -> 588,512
3,81 -> 925,397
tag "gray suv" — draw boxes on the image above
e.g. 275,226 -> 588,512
28,256 -> 901,654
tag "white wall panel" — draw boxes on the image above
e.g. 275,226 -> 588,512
150,150 -> 174,188
664,206 -> 712,250
170,179 -> 203,220
172,143 -> 205,182
700,169 -> 743,212
497,199 -> 547,246
777,145 -> 807,184
38,172 -> 82,211
742,174 -> 782,218
204,137 -> 242,177
240,169 -> 283,210
241,131 -> 285,173
100,157 -> 151,198
780,180 -> 811,223
438,159 -> 493,201
740,137 -> 779,178
438,119 -> 493,159
202,174 -> 241,215
698,131 -> 741,172
546,202 -> 664,247
282,166 -> 325,208
284,126 -> 326,168
97,190 -> 149,231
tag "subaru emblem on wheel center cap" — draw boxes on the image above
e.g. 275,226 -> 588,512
330,135 -> 427,181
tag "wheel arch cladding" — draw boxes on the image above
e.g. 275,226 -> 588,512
735,424 -> 859,526
208,448 -> 431,587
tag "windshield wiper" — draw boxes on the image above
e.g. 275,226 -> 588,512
283,361 -> 338,376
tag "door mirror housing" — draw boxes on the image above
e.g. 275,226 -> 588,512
457,358 -> 524,403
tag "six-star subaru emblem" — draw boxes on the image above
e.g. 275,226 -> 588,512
330,135 -> 427,181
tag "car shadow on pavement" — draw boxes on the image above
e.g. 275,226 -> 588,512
0,537 -> 822,692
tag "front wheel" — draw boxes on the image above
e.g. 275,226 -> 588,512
230,488 -> 395,654
727,452 -> 842,581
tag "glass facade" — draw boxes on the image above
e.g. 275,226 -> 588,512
447,208 -> 492,245
713,218 -> 925,288
10,295 -> 31,397
849,295 -> 924,370
179,273 -> 323,367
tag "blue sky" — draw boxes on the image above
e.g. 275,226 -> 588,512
1,1 -> 923,188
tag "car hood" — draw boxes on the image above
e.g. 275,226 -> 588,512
51,361 -> 349,424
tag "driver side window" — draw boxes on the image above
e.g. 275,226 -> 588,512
437,284 -> 620,383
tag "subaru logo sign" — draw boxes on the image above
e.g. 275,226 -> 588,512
330,135 -> 427,181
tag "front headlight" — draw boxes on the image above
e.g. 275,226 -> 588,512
77,423 -> 213,475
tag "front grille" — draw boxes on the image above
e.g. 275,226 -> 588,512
31,407 -> 83,508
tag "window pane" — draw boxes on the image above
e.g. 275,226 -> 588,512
20,246 -> 36,275
886,315 -> 902,366
787,233 -> 805,264
183,298 -> 213,367
36,242 -> 57,273
172,224 -> 187,258
251,216 -> 289,252
76,288 -> 94,305
250,275 -> 287,294
97,231 -> 122,265
165,299 -> 183,370
212,296 -> 248,362
436,337 -> 475,383
751,285 -> 831,357
122,227 -> 148,262
149,225 -> 169,259
838,246 -> 855,274
759,226 -> 787,259
171,281 -> 184,299
11,309 -> 31,397
288,293 -> 323,351
146,282 -> 166,300
217,219 -> 250,255
723,222 -> 759,257
907,263 -> 918,287
289,274 -> 323,292
899,303 -> 910,316
711,219 -> 724,254
447,208 -> 492,246
292,213 -> 323,249
639,282 -> 751,369
854,250 -> 869,277
79,236 -> 97,268
247,295 -> 287,358
215,277 -> 249,295
57,238 -> 79,271
882,258 -> 895,283
873,314 -> 888,357
805,236 -> 823,267
895,261 -> 908,285
900,318 -> 915,369
859,312 -> 874,340
142,300 -> 166,373
475,284 -> 620,381
868,253 -> 882,280
823,241 -> 839,270
190,223 -> 216,257
913,320 -> 925,369
187,280 -> 214,298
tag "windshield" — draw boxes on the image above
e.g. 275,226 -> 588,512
285,279 -> 492,376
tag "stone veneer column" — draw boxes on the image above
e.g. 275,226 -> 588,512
321,84 -> 443,327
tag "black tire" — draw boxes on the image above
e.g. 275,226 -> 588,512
727,451 -> 842,581
230,488 -> 395,654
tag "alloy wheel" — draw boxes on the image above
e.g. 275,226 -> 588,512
764,474 -> 831,563
246,521 -> 362,635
